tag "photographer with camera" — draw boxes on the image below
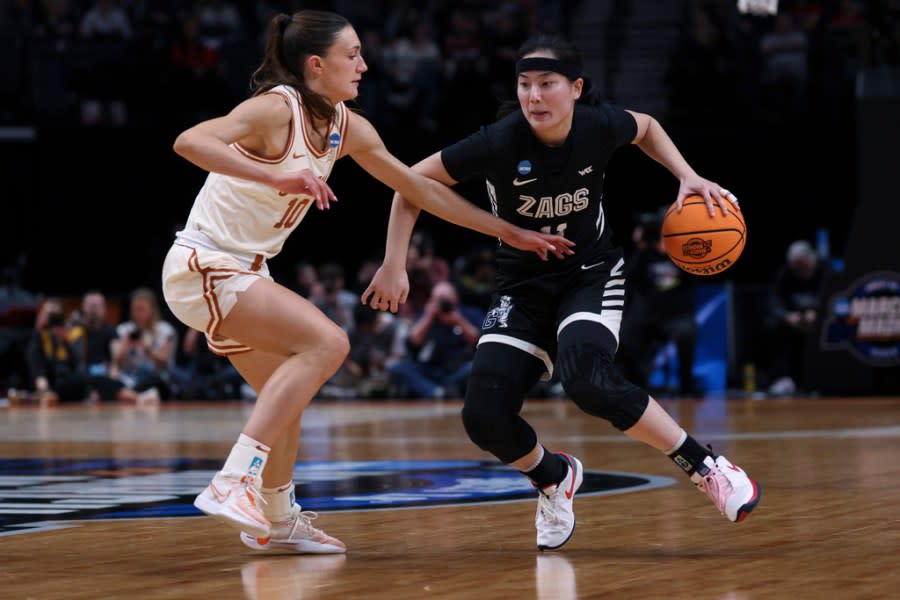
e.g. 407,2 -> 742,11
387,280 -> 483,399
25,297 -> 89,404
111,287 -> 177,402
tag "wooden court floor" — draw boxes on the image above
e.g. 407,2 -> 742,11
2,395 -> 900,600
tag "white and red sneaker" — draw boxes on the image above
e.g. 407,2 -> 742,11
240,505 -> 346,554
692,455 -> 761,522
193,472 -> 271,538
535,452 -> 584,551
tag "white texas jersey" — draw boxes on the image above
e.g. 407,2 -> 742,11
177,84 -> 348,258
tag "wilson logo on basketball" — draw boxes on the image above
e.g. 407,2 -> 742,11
682,238 -> 712,259
683,258 -> 733,276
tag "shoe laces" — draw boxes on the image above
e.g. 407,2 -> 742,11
237,475 -> 267,510
537,487 -> 560,523
283,508 -> 327,541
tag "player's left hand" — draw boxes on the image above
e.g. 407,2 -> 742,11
675,175 -> 740,217
361,263 -> 409,313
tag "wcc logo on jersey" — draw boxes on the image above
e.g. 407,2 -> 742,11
822,271 -> 900,366
0,458 -> 674,536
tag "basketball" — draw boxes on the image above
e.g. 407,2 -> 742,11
661,195 -> 746,276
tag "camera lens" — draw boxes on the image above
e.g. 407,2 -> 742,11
439,299 -> 454,313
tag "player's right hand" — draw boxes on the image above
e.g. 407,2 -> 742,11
272,169 -> 338,210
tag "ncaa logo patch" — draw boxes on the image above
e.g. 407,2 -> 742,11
517,160 -> 532,176
0,458 -> 674,536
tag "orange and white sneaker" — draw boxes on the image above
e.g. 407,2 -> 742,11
193,472 -> 271,538
692,455 -> 761,523
240,505 -> 346,554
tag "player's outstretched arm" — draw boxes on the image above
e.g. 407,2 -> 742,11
627,110 -> 739,216
343,113 -> 575,258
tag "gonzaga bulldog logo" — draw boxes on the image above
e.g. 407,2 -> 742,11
0,458 -> 674,536
823,271 -> 900,365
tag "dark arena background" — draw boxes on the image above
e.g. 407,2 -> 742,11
3,1 -> 900,599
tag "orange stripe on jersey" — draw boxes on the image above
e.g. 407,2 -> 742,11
233,90 -> 294,164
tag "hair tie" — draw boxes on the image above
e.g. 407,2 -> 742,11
278,14 -> 291,36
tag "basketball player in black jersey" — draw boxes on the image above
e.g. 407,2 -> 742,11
363,33 -> 760,550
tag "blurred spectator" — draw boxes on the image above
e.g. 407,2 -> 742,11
320,303 -> 406,399
291,260 -> 323,300
388,280 -> 483,399
34,0 -> 80,40
194,0 -> 243,46
25,297 -> 87,403
80,0 -> 132,39
167,13 -> 229,120
618,216 -> 699,396
0,257 -> 36,391
402,230 -> 450,319
666,4 -> 739,127
314,262 -> 358,331
765,239 -> 830,395
452,243 -> 496,312
381,19 -> 443,130
68,289 -> 117,374
111,286 -> 177,401
76,0 -> 133,126
170,327 -> 248,401
759,12 -> 809,117
68,289 -> 155,404
356,25 -> 389,129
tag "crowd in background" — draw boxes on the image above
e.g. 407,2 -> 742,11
1,225 -> 829,403
1,0 -> 896,131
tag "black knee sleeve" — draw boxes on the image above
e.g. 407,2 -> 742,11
461,345 -> 543,463
558,342 -> 649,430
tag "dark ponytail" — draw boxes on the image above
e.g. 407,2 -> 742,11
250,10 -> 350,124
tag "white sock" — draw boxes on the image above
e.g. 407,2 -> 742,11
261,482 -> 296,522
664,429 -> 688,456
221,433 -> 270,483
519,445 -> 545,473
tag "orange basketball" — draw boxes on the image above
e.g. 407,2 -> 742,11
661,195 -> 746,276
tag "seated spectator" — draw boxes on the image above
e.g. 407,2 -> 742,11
618,217 -> 699,396
111,287 -> 177,401
401,231 -> 450,320
388,280 -> 483,399
314,262 -> 358,332
170,327 -> 247,401
25,297 -> 87,403
69,289 -> 158,404
452,243 -> 496,312
320,303 -> 405,399
765,240 -> 829,395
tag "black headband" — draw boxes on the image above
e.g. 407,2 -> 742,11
515,57 -> 582,80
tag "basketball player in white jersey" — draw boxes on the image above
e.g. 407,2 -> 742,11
162,10 -> 574,555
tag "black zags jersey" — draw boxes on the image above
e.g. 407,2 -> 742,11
441,103 -> 637,287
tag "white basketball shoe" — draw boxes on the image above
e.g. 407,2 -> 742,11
535,452 -> 584,551
193,472 -> 271,538
692,455 -> 761,522
240,505 -> 347,554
